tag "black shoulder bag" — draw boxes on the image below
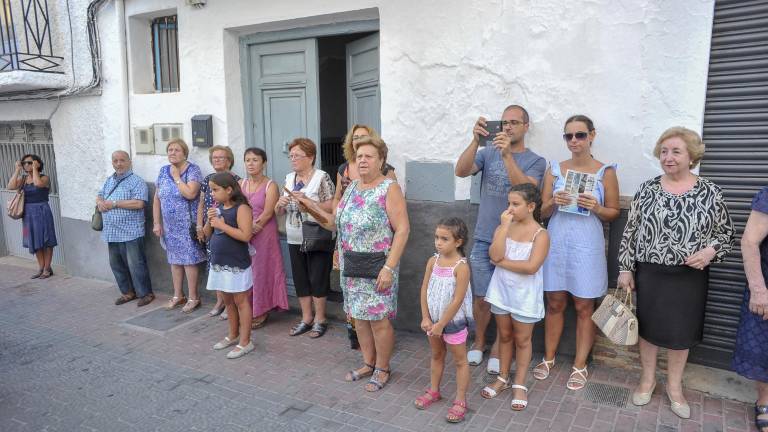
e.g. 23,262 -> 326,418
339,181 -> 388,279
298,174 -> 335,253
92,174 -> 132,231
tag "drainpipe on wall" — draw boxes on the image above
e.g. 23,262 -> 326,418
117,0 -> 132,157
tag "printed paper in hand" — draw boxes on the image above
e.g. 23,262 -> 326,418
558,169 -> 596,216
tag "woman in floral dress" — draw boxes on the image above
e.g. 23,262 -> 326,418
152,138 -> 207,313
305,136 -> 409,392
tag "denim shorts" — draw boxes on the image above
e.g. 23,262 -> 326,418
490,304 -> 541,324
469,240 -> 494,297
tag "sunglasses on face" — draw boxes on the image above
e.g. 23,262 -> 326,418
22,161 -> 33,165
563,132 -> 589,141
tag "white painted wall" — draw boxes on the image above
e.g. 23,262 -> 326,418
1,0 -> 715,222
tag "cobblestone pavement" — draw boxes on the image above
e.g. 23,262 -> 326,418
0,263 -> 758,431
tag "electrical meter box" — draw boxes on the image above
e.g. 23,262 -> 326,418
191,115 -> 213,147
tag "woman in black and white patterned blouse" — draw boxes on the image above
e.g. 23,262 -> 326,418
618,127 -> 734,419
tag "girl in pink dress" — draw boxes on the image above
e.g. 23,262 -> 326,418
241,148 -> 288,328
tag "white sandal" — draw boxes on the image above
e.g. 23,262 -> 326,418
481,375 -> 509,399
467,349 -> 483,366
510,384 -> 529,411
213,336 -> 239,350
566,366 -> 589,390
533,357 -> 555,380
486,357 -> 500,375
226,341 -> 254,359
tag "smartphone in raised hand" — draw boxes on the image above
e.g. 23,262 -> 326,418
479,120 -> 502,146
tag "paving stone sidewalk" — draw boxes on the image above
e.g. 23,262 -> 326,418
0,263 -> 758,431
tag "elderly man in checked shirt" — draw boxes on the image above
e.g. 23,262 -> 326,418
96,150 -> 155,306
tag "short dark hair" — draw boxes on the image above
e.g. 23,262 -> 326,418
21,154 -> 44,173
244,147 -> 267,163
503,105 -> 530,124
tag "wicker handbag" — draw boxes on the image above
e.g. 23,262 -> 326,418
592,287 -> 638,346
6,186 -> 25,220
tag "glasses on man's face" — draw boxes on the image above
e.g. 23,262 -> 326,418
501,120 -> 525,128
288,154 -> 307,161
563,132 -> 589,141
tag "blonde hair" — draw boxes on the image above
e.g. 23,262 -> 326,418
353,136 -> 388,166
208,145 -> 235,170
166,138 -> 189,158
342,124 -> 380,162
653,127 -> 705,169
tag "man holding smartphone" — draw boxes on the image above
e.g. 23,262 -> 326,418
455,104 -> 546,374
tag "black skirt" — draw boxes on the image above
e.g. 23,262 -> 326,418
635,262 -> 709,350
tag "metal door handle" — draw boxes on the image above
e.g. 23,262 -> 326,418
282,141 -> 290,154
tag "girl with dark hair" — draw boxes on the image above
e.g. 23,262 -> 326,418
241,148 -> 288,329
6,154 -> 57,278
480,183 -> 549,412
537,115 -> 620,391
415,217 -> 473,423
203,172 -> 255,359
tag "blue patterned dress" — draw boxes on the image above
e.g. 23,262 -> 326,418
542,162 -> 616,298
337,178 -> 397,321
156,163 -> 206,265
732,186 -> 768,382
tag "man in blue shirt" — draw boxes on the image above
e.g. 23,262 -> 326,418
97,150 -> 154,306
455,105 -> 546,373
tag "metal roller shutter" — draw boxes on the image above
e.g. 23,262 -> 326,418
694,0 -> 768,369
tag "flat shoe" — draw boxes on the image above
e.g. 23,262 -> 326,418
289,321 -> 312,336
632,381 -> 656,406
486,357 -> 500,375
251,315 -> 269,329
533,357 -> 555,381
182,298 -> 201,313
137,294 -> 155,307
510,384 -> 529,411
308,321 -> 328,338
481,375 -> 509,399
115,294 -> 137,305
30,269 -> 44,279
165,296 -> 186,310
666,387 -> 690,419
467,349 -> 483,366
219,311 -> 228,320
208,305 -> 225,317
226,342 -> 255,359
213,336 -> 239,350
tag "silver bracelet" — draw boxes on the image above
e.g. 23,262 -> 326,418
383,264 -> 395,274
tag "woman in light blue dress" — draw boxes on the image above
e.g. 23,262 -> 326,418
536,115 -> 620,390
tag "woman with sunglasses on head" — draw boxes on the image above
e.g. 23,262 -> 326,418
7,155 -> 58,279
334,124 -> 397,349
537,115 -> 620,390
275,138 -> 336,338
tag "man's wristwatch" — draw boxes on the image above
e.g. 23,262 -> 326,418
112,200 -> 117,209
175,179 -> 182,185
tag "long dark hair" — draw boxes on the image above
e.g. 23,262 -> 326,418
509,183 -> 542,223
437,217 -> 469,257
209,172 -> 249,207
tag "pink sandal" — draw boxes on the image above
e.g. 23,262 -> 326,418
446,400 -> 468,423
414,389 -> 441,410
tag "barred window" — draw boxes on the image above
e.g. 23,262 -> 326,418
151,15 -> 179,92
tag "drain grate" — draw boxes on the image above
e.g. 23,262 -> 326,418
582,382 -> 631,408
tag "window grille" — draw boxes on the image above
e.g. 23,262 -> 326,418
151,15 -> 179,92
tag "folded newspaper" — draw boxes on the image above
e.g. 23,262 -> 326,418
559,169 -> 596,216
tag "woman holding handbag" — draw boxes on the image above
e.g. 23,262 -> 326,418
618,127 -> 734,419
152,138 -> 206,313
537,115 -> 620,390
6,154 -> 57,279
275,138 -> 335,338
300,136 -> 410,392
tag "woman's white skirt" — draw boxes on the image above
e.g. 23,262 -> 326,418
206,264 -> 253,293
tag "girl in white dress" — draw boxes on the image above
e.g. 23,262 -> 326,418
415,218 -> 474,423
481,183 -> 550,411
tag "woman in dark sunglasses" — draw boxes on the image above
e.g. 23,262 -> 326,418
536,115 -> 620,390
6,154 -> 58,278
